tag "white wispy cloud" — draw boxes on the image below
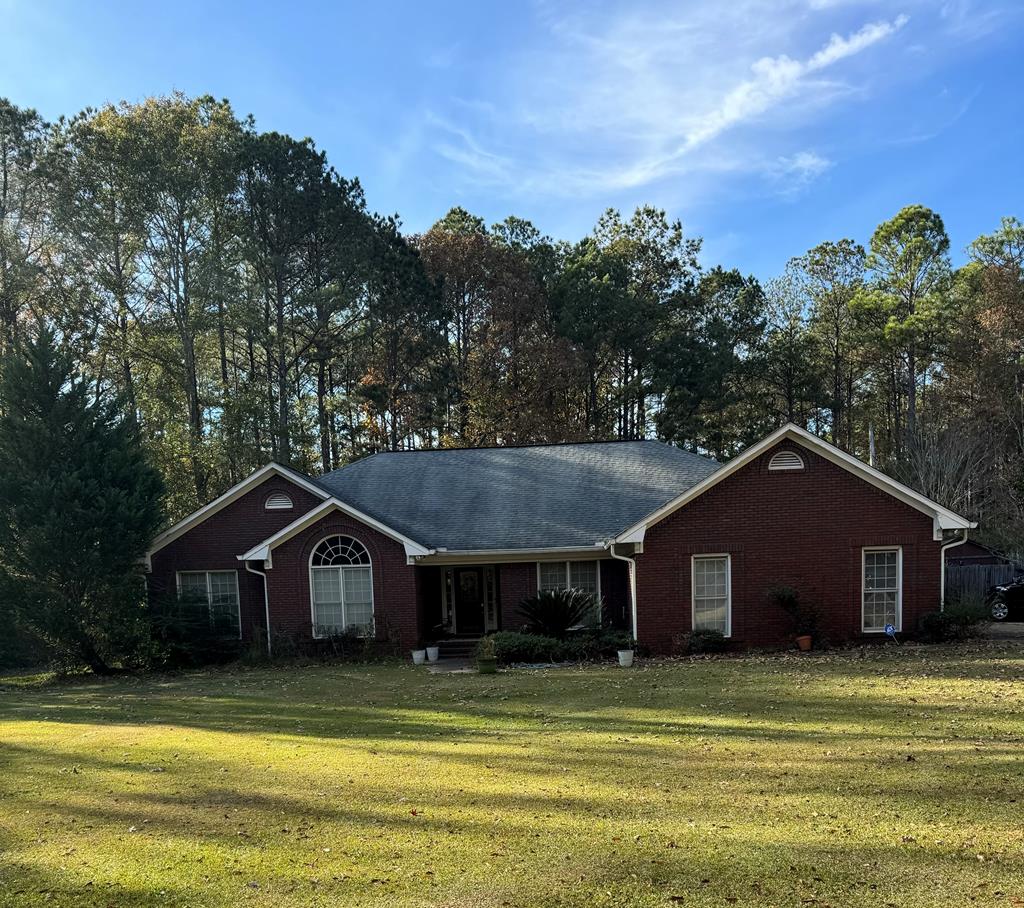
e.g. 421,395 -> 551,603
681,16 -> 908,155
768,151 -> 834,196
429,3 -> 913,200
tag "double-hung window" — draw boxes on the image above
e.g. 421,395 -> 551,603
692,554 -> 731,636
177,570 -> 241,636
862,547 -> 901,632
537,560 -> 601,623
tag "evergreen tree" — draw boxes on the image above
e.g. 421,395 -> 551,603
0,328 -> 164,672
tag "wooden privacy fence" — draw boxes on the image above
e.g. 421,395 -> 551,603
946,564 -> 1019,602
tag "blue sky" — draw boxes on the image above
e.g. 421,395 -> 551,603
2,0 -> 1021,278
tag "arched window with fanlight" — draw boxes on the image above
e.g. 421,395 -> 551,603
309,535 -> 374,637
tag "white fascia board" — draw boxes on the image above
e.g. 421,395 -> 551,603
146,463 -> 331,563
414,544 -> 606,566
238,498 -> 432,565
614,423 -> 976,543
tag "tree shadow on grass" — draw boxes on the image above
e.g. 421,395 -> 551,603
0,858 -> 199,908
1,678 -> 1019,752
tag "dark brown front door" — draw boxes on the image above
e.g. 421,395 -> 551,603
453,567 -> 485,634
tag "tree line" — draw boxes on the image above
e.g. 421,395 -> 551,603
2,93 -> 1022,548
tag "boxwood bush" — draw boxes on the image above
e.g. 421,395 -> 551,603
684,628 -> 729,654
482,629 -> 634,665
917,597 -> 989,642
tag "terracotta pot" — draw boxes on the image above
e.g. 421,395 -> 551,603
795,635 -> 813,652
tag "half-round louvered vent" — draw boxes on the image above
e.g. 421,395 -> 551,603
768,450 -> 804,472
265,492 -> 294,510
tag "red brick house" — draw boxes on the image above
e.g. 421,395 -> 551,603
145,424 -> 975,654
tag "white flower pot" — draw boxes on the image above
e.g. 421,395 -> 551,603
617,649 -> 635,668
426,646 -> 440,663
412,649 -> 426,665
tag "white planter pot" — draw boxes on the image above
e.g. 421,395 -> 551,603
426,646 -> 440,663
617,649 -> 635,668
412,649 -> 426,665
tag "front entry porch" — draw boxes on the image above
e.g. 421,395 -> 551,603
414,558 -> 632,649
441,565 -> 499,636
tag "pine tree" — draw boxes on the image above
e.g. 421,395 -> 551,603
0,328 -> 164,672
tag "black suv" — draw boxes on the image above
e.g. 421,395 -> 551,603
987,576 -> 1024,621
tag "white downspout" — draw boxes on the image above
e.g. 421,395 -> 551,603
607,542 -> 638,643
939,529 -> 970,610
244,561 -> 273,657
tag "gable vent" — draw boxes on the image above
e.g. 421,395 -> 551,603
768,450 -> 804,472
265,492 -> 294,510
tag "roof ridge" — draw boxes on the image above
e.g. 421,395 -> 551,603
341,438 -> 672,455
316,438 -> 720,479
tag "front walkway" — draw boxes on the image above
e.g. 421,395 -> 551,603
425,657 -> 475,673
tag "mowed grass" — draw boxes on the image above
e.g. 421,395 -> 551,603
1,644 -> 1023,907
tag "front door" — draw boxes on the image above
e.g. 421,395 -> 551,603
453,567 -> 485,634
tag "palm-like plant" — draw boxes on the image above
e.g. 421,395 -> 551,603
518,589 -> 597,639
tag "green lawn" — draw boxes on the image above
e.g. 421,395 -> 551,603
1,643 -> 1023,907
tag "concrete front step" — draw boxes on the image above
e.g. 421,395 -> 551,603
437,637 -> 481,658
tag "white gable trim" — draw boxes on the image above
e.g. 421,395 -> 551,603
614,423 -> 976,544
145,463 -> 331,568
238,498 -> 432,567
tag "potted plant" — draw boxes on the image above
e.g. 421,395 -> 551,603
768,585 -> 818,652
411,647 -> 426,665
617,637 -> 635,667
476,635 -> 498,674
425,643 -> 440,663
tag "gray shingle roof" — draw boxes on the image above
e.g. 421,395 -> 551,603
314,441 -> 720,551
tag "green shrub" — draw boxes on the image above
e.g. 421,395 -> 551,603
918,597 -> 989,642
685,629 -> 729,654
314,628 -> 376,660
484,632 -> 560,664
483,629 -> 634,665
560,629 -> 634,661
149,594 -> 242,668
767,585 -> 819,637
518,589 -> 597,639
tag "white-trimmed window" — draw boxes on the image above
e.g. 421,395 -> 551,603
768,450 -> 804,471
310,535 -> 374,637
692,554 -> 731,636
538,560 -> 601,623
265,492 -> 293,510
177,570 -> 241,637
862,547 -> 902,632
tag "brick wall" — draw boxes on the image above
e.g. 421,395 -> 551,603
634,440 -> 942,652
498,563 -> 536,630
147,476 -> 324,641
